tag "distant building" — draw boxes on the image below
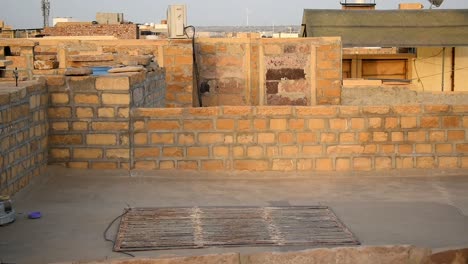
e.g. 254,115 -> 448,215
53,17 -> 80,27
96,13 -> 124,24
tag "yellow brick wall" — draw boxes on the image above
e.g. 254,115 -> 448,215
0,80 -> 48,196
131,105 -> 468,171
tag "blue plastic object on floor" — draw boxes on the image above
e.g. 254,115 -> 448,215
28,212 -> 41,219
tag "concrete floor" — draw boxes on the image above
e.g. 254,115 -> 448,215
1,166 -> 468,264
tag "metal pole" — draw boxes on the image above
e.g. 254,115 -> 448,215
441,47 -> 445,92
451,47 -> 455,92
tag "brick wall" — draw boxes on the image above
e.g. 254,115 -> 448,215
47,69 -> 165,169
131,105 -> 468,171
196,37 -> 342,107
34,39 -> 193,108
0,80 -> 48,196
43,24 -> 139,39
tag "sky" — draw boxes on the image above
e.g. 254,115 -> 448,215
1,0 -> 467,29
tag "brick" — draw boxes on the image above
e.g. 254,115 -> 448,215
439,157 -> 458,168
258,133 -> 275,144
51,93 -> 69,105
76,107 -> 94,118
448,130 -> 465,141
135,161 -> 157,170
106,149 -> 129,159
270,119 -> 287,130
247,146 -> 264,158
102,93 -> 130,105
86,134 -> 116,145
393,105 -> 421,114
222,106 -> 253,116
408,131 -> 426,142
364,144 -> 379,155
72,122 -> 88,131
464,117 -> 468,128
151,133 -> 174,144
188,147 -> 209,157
48,107 -> 71,118
308,119 -> 326,129
281,146 -> 299,156
297,159 -> 314,171
238,120 -> 251,131
217,119 -> 235,130
316,158 -> 333,171
199,133 -> 224,144
321,133 -> 336,143
272,159 -> 295,171
177,161 -> 198,170
237,134 -> 255,144
297,133 -> 317,144
201,160 -> 224,171
351,118 -> 365,130
419,117 -> 438,128
425,105 -> 450,113
457,144 -> 468,153
163,147 -> 184,157
416,157 -> 435,169
401,117 -> 417,129
327,145 -> 364,155
74,148 -> 102,159
453,105 -> 468,113
134,108 -> 183,117
339,106 -> 359,116
391,132 -> 404,142
279,133 -> 294,144
380,144 -> 395,154
134,133 -> 148,145
234,160 -> 269,171
289,119 -> 305,130
368,118 -> 382,129
51,122 -> 69,131
340,133 -> 356,143
429,131 -> 446,142
399,144 -> 413,154
443,116 -> 460,128
373,132 -> 388,142
385,117 -> 398,129
415,144 -> 432,154
91,162 -> 117,169
296,106 -> 337,117
213,146 -> 229,157
254,119 -> 268,130
257,106 -> 292,116
68,162 -> 89,169
233,146 -> 245,157
135,147 -> 160,159
159,161 -> 175,170
462,157 -> 468,168
375,157 -> 392,170
148,120 -> 180,130
134,121 -> 145,130
49,148 -> 70,159
178,133 -> 195,145
75,94 -> 99,104
184,120 -> 213,130
335,158 -> 351,171
436,144 -> 453,153
303,146 -> 322,155
92,122 -> 128,131
329,119 -> 348,130
98,108 -> 115,118
96,76 -> 130,91
362,106 -> 390,115
50,135 -> 82,145
353,157 -> 372,171
396,157 -> 414,169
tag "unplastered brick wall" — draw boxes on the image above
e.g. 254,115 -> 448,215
47,70 -> 165,169
43,24 -> 139,39
131,105 -> 467,171
0,39 -> 36,80
196,37 -> 342,107
0,80 -> 48,196
34,39 -> 193,108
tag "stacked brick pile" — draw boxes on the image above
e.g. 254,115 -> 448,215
43,24 -> 139,39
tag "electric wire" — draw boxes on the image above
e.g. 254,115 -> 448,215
103,209 -> 135,258
184,25 -> 202,107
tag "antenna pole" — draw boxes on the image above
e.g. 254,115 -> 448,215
41,0 -> 50,28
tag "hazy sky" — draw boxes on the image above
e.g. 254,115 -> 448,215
1,0 -> 467,28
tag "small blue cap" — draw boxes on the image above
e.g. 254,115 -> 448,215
28,211 -> 42,219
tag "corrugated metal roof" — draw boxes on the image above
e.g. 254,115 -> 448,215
301,9 -> 468,47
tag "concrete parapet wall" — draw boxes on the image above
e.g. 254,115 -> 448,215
0,80 -> 48,196
130,105 -> 468,171
43,24 -> 139,39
